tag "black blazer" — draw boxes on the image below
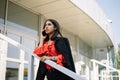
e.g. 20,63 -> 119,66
36,37 -> 76,80
55,37 -> 76,72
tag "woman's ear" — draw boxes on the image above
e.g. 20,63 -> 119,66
54,28 -> 57,31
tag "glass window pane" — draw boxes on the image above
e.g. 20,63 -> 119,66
23,37 -> 36,50
7,1 -> 38,31
0,25 -> 3,33
24,64 -> 36,80
25,52 -> 29,61
6,61 -> 19,80
7,32 -> 20,59
0,0 -> 6,24
23,37 -> 36,61
24,64 -> 28,80
7,43 -> 20,59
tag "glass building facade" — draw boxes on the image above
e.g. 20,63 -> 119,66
0,0 -> 39,80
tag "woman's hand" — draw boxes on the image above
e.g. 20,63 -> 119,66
40,56 -> 50,62
38,29 -> 47,47
40,56 -> 57,62
40,56 -> 47,62
40,29 -> 47,40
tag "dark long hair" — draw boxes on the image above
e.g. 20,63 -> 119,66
43,19 -> 62,41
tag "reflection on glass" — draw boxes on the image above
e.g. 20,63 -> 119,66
25,52 -> 29,61
7,43 -> 20,59
7,1 -> 38,31
24,37 -> 36,61
6,68 -> 18,80
24,68 -> 28,80
6,61 -> 19,80
7,33 -> 20,59
23,37 -> 36,50
80,65 -> 86,75
24,64 -> 28,80
0,0 -> 6,24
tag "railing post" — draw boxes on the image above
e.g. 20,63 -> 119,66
101,71 -> 104,80
86,65 -> 89,80
18,49 -> 25,80
119,71 -> 120,80
92,60 -> 98,80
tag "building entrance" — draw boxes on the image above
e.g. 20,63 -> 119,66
5,26 -> 38,80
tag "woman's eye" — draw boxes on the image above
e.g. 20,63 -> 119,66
48,23 -> 52,26
45,23 -> 52,26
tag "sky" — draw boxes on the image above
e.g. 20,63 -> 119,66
96,0 -> 120,51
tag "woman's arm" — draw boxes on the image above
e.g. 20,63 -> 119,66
33,46 -> 45,57
33,31 -> 46,56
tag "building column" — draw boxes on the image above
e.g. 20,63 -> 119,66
92,60 -> 99,80
106,47 -> 110,80
85,65 -> 89,80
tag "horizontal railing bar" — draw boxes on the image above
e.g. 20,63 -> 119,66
6,57 -> 21,63
91,59 -> 120,72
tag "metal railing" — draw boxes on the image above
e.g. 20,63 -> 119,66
0,33 -> 86,80
91,59 -> 120,80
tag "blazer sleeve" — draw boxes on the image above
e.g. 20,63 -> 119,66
55,37 -> 76,72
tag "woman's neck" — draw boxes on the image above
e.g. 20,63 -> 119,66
48,32 -> 54,40
49,35 -> 52,40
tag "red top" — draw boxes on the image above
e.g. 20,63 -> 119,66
33,41 -> 66,70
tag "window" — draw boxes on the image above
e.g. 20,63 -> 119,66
7,1 -> 39,32
7,32 -> 21,59
6,61 -> 19,80
0,0 -> 6,24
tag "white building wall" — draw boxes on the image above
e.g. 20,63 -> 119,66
70,0 -> 114,45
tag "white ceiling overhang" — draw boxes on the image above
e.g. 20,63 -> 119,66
10,0 -> 112,48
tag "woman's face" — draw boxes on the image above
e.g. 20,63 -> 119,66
44,21 -> 56,35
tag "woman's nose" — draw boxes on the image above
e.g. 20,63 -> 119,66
45,25 -> 49,28
45,27 -> 48,30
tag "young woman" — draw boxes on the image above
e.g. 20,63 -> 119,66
34,19 -> 75,80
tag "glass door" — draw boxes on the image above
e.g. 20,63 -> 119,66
6,26 -> 38,80
6,32 -> 21,80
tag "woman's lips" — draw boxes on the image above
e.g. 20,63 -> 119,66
45,29 -> 49,33
45,29 -> 49,31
